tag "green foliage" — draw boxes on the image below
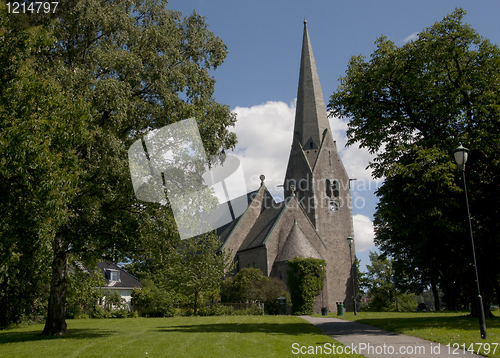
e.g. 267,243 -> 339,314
131,279 -> 177,317
221,268 -> 269,303
287,257 -> 325,315
0,5 -> 90,328
263,277 -> 291,315
196,303 -> 264,316
355,257 -> 366,297
0,0 -> 237,334
197,304 -> 236,316
221,268 -> 290,315
362,252 -> 417,312
164,232 -> 234,315
329,8 -> 500,316
243,305 -> 265,316
65,263 -> 105,319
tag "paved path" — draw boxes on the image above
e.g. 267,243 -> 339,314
300,316 -> 477,357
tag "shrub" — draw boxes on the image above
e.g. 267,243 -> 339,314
221,268 -> 291,314
263,277 -> 290,315
66,263 -> 105,319
132,279 -> 176,317
287,257 -> 325,315
243,305 -> 264,316
198,304 -> 235,316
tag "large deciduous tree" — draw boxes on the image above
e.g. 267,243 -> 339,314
329,8 -> 500,316
0,8 -> 91,328
167,233 -> 234,316
43,0 -> 236,334
2,0 -> 236,334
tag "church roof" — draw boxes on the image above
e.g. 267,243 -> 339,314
217,189 -> 259,244
239,203 -> 284,250
293,20 -> 332,149
278,221 -> 323,262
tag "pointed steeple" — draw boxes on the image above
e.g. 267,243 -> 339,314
294,20 -> 332,148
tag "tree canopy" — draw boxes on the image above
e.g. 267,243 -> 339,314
1,0 -> 237,333
329,8 -> 500,315
361,252 -> 417,312
166,233 -> 234,316
0,7 -> 91,327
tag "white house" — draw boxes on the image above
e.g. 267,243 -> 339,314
97,261 -> 142,310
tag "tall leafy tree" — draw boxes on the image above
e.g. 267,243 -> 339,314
329,8 -> 500,316
167,233 -> 234,316
362,252 -> 416,312
3,0 -> 237,335
0,7 -> 91,327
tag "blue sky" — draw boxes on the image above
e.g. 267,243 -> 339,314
166,0 -> 500,270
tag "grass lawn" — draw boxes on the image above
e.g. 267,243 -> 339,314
315,311 -> 500,357
0,315 -> 364,358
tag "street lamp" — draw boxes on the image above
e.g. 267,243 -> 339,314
347,235 -> 357,316
454,144 -> 487,339
319,265 -> 326,315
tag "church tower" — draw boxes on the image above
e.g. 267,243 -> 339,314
219,20 -> 356,313
284,20 -> 356,311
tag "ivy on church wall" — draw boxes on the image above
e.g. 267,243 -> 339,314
287,257 -> 325,315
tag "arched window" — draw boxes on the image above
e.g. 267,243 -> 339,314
325,179 -> 332,198
332,180 -> 340,198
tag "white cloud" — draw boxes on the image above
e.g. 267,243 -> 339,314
230,100 -> 377,196
230,101 -> 377,253
353,214 -> 376,252
404,32 -> 419,43
231,101 -> 294,200
329,115 -> 376,181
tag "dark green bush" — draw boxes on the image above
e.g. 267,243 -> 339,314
243,305 -> 264,316
66,263 -> 105,319
221,268 -> 290,315
131,279 -> 176,317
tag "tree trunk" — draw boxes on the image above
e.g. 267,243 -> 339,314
194,291 -> 199,316
42,237 -> 69,336
469,289 -> 493,318
430,279 -> 440,311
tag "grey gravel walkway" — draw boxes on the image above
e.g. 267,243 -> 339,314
300,316 -> 477,357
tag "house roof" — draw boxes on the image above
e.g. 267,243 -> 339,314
97,261 -> 142,289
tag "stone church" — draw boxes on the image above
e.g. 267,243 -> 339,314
218,21 -> 356,313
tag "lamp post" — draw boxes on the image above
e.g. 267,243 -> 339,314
347,235 -> 357,315
454,144 -> 487,339
319,265 -> 326,315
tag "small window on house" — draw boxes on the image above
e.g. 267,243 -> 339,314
253,262 -> 256,268
105,269 -> 120,282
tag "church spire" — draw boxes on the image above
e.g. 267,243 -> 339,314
294,20 -> 332,148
